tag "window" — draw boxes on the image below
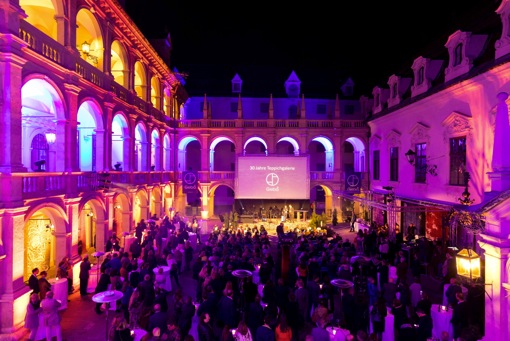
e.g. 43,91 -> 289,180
390,147 -> 398,182
392,83 -> 398,99
449,136 -> 466,186
31,134 -> 48,171
415,143 -> 427,183
373,150 -> 380,180
230,102 -> 237,112
454,43 -> 463,66
417,67 -> 424,85
260,103 -> 269,114
375,94 -> 380,107
317,104 -> 327,115
288,105 -> 298,119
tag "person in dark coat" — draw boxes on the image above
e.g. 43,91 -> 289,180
148,303 -> 168,334
451,292 -> 469,339
342,287 -> 356,335
130,239 -> 142,259
415,308 -> 433,341
391,298 -> 409,341
216,289 -> 237,330
178,295 -> 196,338
306,275 -> 321,319
255,315 -> 275,341
445,277 -> 462,308
197,312 -> 215,341
138,274 -> 156,308
245,294 -> 264,337
294,279 -> 309,324
79,255 -> 91,296
95,268 -> 111,314
29,267 -> 40,295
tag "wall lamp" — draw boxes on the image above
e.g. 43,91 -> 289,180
456,247 -> 493,300
405,149 -> 438,176
79,41 -> 98,65
45,132 -> 56,145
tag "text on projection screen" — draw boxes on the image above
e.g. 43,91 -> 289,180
235,156 -> 310,199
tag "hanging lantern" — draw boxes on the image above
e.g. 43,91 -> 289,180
456,248 -> 481,281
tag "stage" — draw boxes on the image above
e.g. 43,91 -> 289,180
198,217 -> 313,236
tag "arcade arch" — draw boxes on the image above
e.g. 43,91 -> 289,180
111,114 -> 130,170
21,77 -> 66,172
24,204 -> 68,281
210,137 -> 236,171
244,137 -> 267,155
77,99 -> 105,171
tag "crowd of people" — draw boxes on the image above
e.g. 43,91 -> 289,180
24,212 -> 481,341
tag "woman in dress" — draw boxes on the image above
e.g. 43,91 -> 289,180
24,292 -> 41,340
109,313 -> 133,341
274,314 -> 292,341
128,289 -> 143,329
38,271 -> 51,300
234,320 -> 253,341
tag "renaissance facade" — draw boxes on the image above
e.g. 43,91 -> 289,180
365,1 -> 510,339
0,0 -> 369,336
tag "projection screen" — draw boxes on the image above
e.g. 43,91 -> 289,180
235,156 -> 310,199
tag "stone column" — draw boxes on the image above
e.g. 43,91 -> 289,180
63,84 -> 81,172
64,197 -> 81,262
478,233 -> 510,339
489,92 -> 510,191
0,49 -> 27,173
1,207 -> 29,332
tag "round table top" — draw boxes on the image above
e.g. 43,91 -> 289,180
232,269 -> 253,278
155,266 -> 170,272
331,279 -> 355,289
92,251 -> 105,257
92,290 -> 124,303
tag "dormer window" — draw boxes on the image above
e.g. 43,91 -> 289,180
507,14 -> 510,37
375,94 -> 380,107
444,30 -> 487,82
231,73 -> 242,94
454,43 -> 463,66
417,67 -> 424,86
392,83 -> 398,99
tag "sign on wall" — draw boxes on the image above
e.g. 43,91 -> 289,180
182,171 -> 198,193
345,171 -> 361,193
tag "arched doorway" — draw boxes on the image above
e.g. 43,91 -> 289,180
24,205 -> 67,280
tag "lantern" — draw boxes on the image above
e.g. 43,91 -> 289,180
456,248 -> 481,281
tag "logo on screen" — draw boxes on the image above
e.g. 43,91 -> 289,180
266,173 -> 280,186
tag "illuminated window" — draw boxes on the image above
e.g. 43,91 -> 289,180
417,67 -> 424,85
449,136 -> 467,186
415,143 -> 427,183
390,147 -> 398,182
373,150 -> 380,180
454,43 -> 463,66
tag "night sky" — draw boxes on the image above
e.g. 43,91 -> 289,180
124,0 -> 499,98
